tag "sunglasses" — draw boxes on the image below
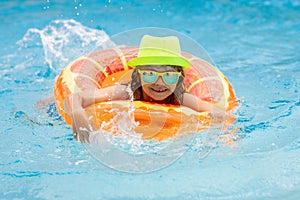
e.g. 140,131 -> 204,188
138,70 -> 182,85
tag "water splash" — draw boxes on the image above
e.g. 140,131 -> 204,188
17,19 -> 115,74
80,84 -> 201,172
87,84 -> 175,154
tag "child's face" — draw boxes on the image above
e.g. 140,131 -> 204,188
138,65 -> 180,102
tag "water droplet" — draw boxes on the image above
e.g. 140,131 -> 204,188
271,143 -> 276,146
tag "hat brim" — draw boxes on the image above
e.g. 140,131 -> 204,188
127,56 -> 190,69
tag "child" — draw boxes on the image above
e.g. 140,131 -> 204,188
65,35 -> 222,142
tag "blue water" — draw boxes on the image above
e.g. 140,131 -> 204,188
1,0 -> 300,199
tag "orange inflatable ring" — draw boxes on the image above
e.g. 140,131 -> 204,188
54,46 -> 238,141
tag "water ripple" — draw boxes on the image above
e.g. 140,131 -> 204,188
0,170 -> 87,178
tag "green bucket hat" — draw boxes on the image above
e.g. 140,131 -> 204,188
127,35 -> 190,69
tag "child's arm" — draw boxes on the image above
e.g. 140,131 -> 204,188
76,84 -> 129,108
64,84 -> 129,142
183,93 -> 225,113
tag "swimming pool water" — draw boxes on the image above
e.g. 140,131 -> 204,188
1,0 -> 300,199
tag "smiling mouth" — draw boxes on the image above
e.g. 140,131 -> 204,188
151,88 -> 168,93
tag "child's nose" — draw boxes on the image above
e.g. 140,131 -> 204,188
155,76 -> 165,85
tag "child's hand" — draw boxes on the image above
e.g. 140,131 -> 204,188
65,93 -> 92,143
71,108 -> 92,143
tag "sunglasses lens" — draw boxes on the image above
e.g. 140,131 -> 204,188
142,71 -> 157,83
163,72 -> 179,84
